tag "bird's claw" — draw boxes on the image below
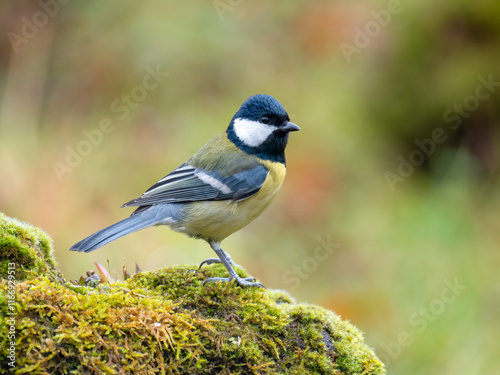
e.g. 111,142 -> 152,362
199,257 -> 241,269
203,276 -> 264,288
198,257 -> 221,269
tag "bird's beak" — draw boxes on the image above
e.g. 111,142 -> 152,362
283,122 -> 300,132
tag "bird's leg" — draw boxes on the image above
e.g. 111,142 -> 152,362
203,241 -> 264,288
198,249 -> 241,269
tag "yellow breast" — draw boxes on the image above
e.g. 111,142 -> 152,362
178,160 -> 286,242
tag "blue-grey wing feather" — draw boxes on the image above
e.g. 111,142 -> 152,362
121,163 -> 268,207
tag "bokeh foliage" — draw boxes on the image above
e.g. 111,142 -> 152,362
0,1 -> 499,373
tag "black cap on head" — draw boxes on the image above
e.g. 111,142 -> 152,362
234,94 -> 289,122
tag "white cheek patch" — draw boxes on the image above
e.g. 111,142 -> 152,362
233,118 -> 277,147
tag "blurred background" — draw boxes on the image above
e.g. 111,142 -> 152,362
1,1 -> 499,373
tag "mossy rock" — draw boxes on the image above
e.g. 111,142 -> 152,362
0,212 -> 62,283
0,213 -> 385,374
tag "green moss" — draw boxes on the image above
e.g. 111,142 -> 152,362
0,213 -> 385,374
0,212 -> 62,283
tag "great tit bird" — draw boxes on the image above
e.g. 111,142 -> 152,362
70,94 -> 300,287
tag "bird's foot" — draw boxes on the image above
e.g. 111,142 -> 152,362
203,275 -> 264,288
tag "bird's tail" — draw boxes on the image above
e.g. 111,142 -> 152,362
69,211 -> 159,253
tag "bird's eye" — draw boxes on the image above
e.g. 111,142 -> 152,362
259,116 -> 270,124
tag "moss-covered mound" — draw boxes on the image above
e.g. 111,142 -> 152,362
0,212 -> 62,283
0,213 -> 385,374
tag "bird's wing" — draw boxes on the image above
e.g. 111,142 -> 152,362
121,162 -> 268,208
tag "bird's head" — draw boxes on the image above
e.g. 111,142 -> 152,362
227,94 -> 300,163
